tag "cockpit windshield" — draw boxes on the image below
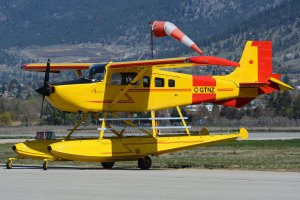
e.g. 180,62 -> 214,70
81,64 -> 106,82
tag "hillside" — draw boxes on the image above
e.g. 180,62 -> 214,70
0,0 -> 299,127
0,0 -> 299,89
200,0 -> 300,72
0,0 -> 287,48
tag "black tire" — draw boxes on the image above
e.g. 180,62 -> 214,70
6,160 -> 12,169
43,161 -> 48,170
138,156 -> 152,170
101,162 -> 115,169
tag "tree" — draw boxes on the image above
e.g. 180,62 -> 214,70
292,94 -> 300,119
0,112 -> 13,126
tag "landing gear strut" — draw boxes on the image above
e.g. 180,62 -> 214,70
138,155 -> 152,170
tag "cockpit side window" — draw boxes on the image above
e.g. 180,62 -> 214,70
111,72 -> 138,85
81,64 -> 106,82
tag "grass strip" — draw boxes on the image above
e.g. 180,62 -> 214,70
1,140 -> 299,171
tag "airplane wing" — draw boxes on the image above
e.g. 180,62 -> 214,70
21,56 -> 239,72
109,56 -> 240,69
21,63 -> 93,72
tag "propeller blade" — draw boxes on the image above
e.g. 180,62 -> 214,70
39,59 -> 51,119
40,96 -> 45,119
44,59 -> 50,87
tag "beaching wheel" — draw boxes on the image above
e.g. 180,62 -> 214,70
138,155 -> 152,170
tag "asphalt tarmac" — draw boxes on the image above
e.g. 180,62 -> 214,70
1,167 -> 299,200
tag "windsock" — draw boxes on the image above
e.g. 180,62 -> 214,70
152,21 -> 203,54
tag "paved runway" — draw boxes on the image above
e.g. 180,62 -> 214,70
1,167 -> 299,200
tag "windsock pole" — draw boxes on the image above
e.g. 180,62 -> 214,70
150,24 -> 154,59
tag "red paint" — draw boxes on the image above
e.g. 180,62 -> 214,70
110,58 -> 186,68
22,64 -> 90,72
216,98 -> 254,108
217,88 -> 234,91
189,56 -> 240,67
152,21 -> 167,37
170,28 -> 185,41
251,41 -> 272,82
258,80 -> 280,95
193,76 -> 216,86
271,73 -> 281,80
127,89 -> 190,92
249,60 -> 253,64
192,76 -> 216,104
192,94 -> 216,104
191,44 -> 203,54
85,100 -> 112,104
111,56 -> 240,68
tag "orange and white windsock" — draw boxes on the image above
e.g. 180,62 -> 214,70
152,21 -> 203,54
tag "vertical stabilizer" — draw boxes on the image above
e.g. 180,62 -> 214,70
216,41 -> 293,107
226,41 -> 275,82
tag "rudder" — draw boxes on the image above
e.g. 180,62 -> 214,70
226,40 -> 276,83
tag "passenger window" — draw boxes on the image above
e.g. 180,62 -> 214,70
111,72 -> 138,85
143,76 -> 150,87
155,77 -> 164,87
168,79 -> 175,87
111,73 -> 122,85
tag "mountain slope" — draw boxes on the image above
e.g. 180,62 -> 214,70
0,0 -> 288,48
200,0 -> 300,71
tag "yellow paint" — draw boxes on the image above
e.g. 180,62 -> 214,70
225,41 -> 258,82
13,40 -> 293,168
44,41 -> 292,113
13,140 -> 62,161
47,129 -> 247,162
11,128 -> 248,163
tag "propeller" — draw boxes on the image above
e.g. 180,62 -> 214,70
36,59 -> 51,118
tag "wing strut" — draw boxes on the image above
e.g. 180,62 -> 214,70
151,111 -> 158,137
176,106 -> 190,136
109,68 -> 147,108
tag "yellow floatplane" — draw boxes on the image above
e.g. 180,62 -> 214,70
6,21 -> 293,170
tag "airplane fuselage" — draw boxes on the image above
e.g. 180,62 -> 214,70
47,66 -> 255,113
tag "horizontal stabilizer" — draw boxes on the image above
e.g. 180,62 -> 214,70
239,128 -> 248,140
268,77 -> 294,90
259,77 -> 294,94
239,82 -> 266,88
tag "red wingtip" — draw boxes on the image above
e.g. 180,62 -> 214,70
189,56 -> 240,67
